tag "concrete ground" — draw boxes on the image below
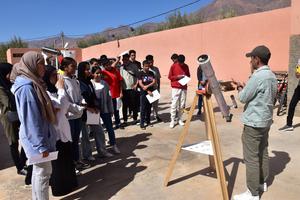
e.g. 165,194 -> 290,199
0,83 -> 299,200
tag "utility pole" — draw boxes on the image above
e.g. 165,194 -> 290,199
60,32 -> 65,48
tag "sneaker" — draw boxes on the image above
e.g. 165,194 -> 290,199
17,169 -> 27,176
156,117 -> 162,122
259,182 -> 267,192
99,149 -> 113,158
85,156 -> 95,161
75,161 -> 90,170
112,145 -> 121,154
140,125 -> 146,130
278,125 -> 293,131
178,120 -> 185,126
22,184 -> 32,189
169,120 -> 175,128
75,169 -> 82,175
146,122 -> 153,127
233,189 -> 259,200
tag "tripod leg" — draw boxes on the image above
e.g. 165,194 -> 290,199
164,94 -> 199,186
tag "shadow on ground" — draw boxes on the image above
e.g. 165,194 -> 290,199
166,150 -> 290,199
61,132 -> 151,200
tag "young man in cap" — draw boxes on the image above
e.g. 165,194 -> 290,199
233,45 -> 277,200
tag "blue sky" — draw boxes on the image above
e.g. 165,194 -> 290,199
0,0 -> 212,42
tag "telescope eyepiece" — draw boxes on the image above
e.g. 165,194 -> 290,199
197,54 -> 209,64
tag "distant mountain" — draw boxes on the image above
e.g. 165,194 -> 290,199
27,0 -> 291,48
194,0 -> 291,22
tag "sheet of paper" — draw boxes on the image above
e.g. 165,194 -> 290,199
28,151 -> 58,165
178,76 -> 191,86
146,90 -> 160,104
182,140 -> 214,155
86,111 -> 100,125
119,50 -> 129,57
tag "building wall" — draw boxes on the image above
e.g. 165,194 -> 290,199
288,0 -> 300,116
6,48 -> 82,65
82,8 -> 291,85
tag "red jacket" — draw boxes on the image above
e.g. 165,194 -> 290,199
168,62 -> 190,89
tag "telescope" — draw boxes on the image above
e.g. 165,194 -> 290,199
41,47 -> 61,55
197,54 -> 233,122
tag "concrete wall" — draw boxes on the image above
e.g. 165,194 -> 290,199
6,48 -> 82,65
288,0 -> 300,116
82,8 -> 291,85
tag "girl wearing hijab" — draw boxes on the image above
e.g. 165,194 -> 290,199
77,61 -> 113,158
11,51 -> 57,200
43,65 -> 77,196
0,62 -> 27,175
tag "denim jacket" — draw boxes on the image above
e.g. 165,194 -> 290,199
239,66 -> 277,128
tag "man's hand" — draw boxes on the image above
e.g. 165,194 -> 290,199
55,77 -> 64,89
177,75 -> 185,80
143,85 -> 148,91
232,78 -> 245,91
147,91 -> 153,96
42,151 -> 49,158
132,84 -> 137,90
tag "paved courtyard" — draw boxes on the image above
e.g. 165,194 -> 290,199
0,83 -> 299,200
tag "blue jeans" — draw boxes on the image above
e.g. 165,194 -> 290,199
81,122 -> 106,159
69,118 -> 82,161
140,92 -> 152,126
101,113 -> 116,145
112,98 -> 121,125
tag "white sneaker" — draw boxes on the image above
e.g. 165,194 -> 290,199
233,189 -> 259,200
178,120 -> 185,126
259,182 -> 267,192
112,145 -> 121,154
169,120 -> 175,128
86,156 -> 95,161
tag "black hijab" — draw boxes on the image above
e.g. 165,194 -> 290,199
0,63 -> 16,110
77,62 -> 97,107
0,63 -> 13,90
43,65 -> 58,94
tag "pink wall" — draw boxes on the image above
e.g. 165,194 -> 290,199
291,0 -> 300,35
82,8 -> 291,85
7,48 -> 82,65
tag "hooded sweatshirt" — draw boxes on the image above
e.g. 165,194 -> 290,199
11,76 -> 56,157
168,62 -> 190,90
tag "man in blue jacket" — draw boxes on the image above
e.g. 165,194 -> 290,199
233,46 -> 277,200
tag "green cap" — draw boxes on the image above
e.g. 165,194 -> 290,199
246,45 -> 271,61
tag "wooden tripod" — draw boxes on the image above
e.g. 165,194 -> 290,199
164,91 -> 229,200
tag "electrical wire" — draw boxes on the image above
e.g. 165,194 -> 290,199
12,0 -> 203,42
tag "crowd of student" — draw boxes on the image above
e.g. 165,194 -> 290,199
0,49 -> 193,199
